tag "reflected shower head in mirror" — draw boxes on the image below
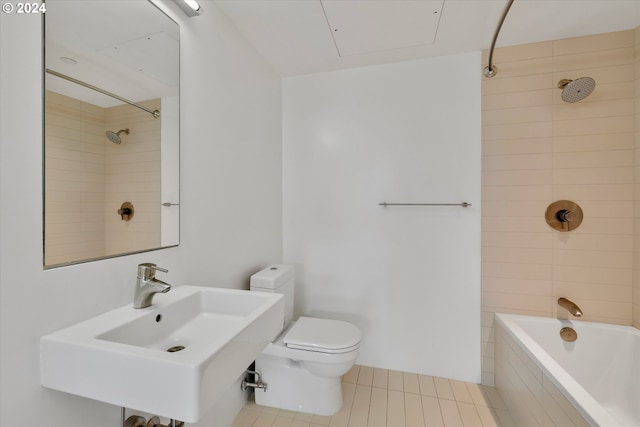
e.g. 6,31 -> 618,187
106,129 -> 130,144
557,77 -> 595,103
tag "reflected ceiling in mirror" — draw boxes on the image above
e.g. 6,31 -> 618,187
44,0 -> 179,268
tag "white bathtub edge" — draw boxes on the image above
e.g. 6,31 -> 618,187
494,313 -> 621,427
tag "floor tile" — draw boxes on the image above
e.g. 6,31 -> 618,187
388,370 -> 404,392
253,412 -> 277,427
349,385 -> 372,427
476,406 -> 500,427
372,368 -> 389,389
387,389 -> 406,426
279,410 -> 297,418
295,412 -> 314,422
405,392 -> 425,426
465,383 -> 490,407
434,377 -> 455,401
233,366 -> 509,427
438,399 -> 463,427
368,387 -> 387,427
358,366 -> 374,386
418,375 -> 438,398
457,401 -> 482,426
272,416 -> 294,427
450,381 -> 473,404
311,414 -> 332,426
344,365 -> 360,384
233,408 -> 261,427
422,396 -> 444,427
403,372 -> 420,395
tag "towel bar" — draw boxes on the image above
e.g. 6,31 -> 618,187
378,202 -> 471,208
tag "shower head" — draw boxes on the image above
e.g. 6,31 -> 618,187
557,77 -> 595,103
106,128 -> 130,144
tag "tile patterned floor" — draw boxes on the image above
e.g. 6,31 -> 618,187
232,365 -> 515,427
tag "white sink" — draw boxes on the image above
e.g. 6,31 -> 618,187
40,286 -> 284,423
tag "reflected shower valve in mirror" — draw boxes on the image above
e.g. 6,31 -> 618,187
117,202 -> 134,221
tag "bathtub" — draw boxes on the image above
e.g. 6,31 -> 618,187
494,313 -> 639,427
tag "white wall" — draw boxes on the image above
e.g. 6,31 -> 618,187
282,53 -> 482,382
0,1 -> 282,426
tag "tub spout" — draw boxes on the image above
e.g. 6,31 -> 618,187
558,297 -> 583,317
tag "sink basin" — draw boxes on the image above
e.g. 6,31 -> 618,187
41,286 -> 284,423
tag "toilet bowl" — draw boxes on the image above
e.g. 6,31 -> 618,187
250,265 -> 362,416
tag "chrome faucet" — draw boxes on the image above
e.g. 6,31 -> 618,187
133,263 -> 171,309
558,297 -> 583,317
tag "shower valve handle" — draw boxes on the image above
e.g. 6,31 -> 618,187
117,202 -> 134,221
118,207 -> 131,218
556,209 -> 575,230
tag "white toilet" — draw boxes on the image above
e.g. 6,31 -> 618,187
250,265 -> 362,416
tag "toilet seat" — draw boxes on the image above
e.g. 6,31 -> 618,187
262,317 -> 361,364
284,316 -> 362,354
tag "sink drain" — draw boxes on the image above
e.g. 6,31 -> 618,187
166,345 -> 185,353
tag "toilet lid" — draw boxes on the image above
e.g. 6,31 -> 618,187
283,316 -> 362,354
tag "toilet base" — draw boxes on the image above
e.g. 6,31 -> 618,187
254,353 -> 343,416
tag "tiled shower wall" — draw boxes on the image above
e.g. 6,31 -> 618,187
481,28 -> 638,385
45,91 -> 106,265
104,100 -> 161,255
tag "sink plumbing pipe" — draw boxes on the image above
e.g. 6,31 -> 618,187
241,369 -> 267,392
121,408 -> 183,427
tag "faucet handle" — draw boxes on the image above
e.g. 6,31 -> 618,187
137,263 -> 169,279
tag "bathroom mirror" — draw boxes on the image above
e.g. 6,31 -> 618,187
43,0 -> 179,268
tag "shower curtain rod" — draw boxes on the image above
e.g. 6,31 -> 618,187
45,69 -> 160,119
483,0 -> 515,78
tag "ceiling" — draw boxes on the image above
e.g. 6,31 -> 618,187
46,0 -> 178,107
213,0 -> 640,77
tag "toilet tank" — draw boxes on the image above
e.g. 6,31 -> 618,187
250,264 -> 294,328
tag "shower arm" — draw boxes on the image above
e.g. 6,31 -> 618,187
45,69 -> 160,119
483,0 -> 515,78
